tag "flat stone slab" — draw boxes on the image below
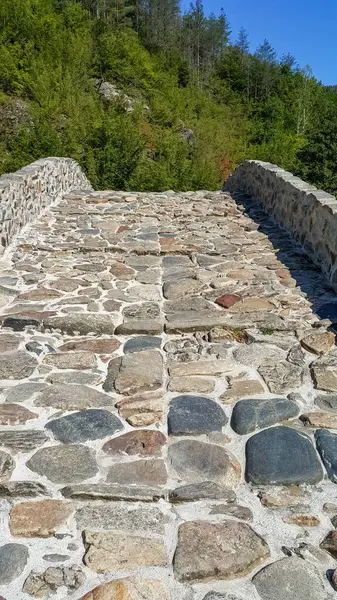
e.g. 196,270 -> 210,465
61,483 -> 164,502
168,440 -> 241,487
10,499 -> 72,537
168,360 -> 229,377
0,351 -> 37,380
0,431 -> 48,453
0,543 -> 28,584
231,398 -> 299,434
173,520 -> 269,583
103,350 -> 163,395
45,370 -> 102,386
168,395 -> 228,435
59,338 -> 120,353
0,481 -> 49,498
253,556 -> 330,600
115,320 -> 164,335
315,429 -> 337,482
44,314 -> 115,335
34,384 -> 113,410
169,481 -> 236,503
43,351 -> 96,370
75,504 -> 167,534
5,382 -> 46,403
26,445 -> 98,483
0,404 -> 38,425
221,379 -> 266,403
46,409 -> 123,443
83,530 -> 167,572
233,343 -> 286,366
246,426 -> 323,485
107,458 -> 167,485
258,361 -> 303,394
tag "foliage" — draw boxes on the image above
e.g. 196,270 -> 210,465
0,0 -> 335,192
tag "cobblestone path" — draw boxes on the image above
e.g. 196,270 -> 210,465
0,189 -> 337,599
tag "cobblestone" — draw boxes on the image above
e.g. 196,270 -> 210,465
0,186 -> 336,598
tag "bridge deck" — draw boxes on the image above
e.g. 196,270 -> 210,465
0,189 -> 336,599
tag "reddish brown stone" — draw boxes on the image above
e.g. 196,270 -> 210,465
59,338 -> 120,354
110,263 -> 135,280
215,294 -> 241,309
102,430 -> 166,457
117,226 -> 131,233
276,268 -> 291,279
0,404 -> 38,426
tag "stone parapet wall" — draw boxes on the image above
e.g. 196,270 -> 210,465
0,157 -> 92,250
224,160 -> 337,287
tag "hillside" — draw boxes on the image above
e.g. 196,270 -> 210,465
1,0 -> 337,192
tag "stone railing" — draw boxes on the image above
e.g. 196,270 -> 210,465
0,157 -> 92,251
224,160 -> 337,287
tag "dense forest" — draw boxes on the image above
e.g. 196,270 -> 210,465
1,0 -> 337,192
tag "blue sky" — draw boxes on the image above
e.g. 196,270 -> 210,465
181,0 -> 337,85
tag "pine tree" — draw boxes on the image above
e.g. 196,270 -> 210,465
236,27 -> 249,54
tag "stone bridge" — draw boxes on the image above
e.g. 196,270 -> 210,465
0,158 -> 336,600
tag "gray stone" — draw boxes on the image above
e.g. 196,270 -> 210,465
5,382 -> 46,403
123,302 -> 161,320
0,333 -> 20,352
107,459 -> 167,485
169,482 -> 236,503
0,431 -> 48,452
45,370 -> 102,385
246,426 -> 323,485
43,554 -> 70,562
173,520 -> 270,583
44,314 -> 115,335
46,409 -> 123,443
168,395 -> 228,435
287,344 -> 306,366
23,565 -> 85,596
315,394 -> 337,411
168,440 -> 241,487
0,351 -> 37,380
163,279 -> 202,299
75,503 -> 167,534
230,398 -> 299,435
26,445 -> 98,483
233,343 -> 286,367
115,320 -> 164,335
103,350 -> 163,395
253,556 -> 330,600
258,361 -> 303,394
0,449 -> 15,481
61,483 -> 164,502
0,481 -> 49,498
210,504 -> 253,521
34,384 -> 113,410
0,543 -> 28,584
124,336 -> 161,353
315,429 -> 337,482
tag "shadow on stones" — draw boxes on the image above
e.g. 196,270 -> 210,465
231,191 -> 337,337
